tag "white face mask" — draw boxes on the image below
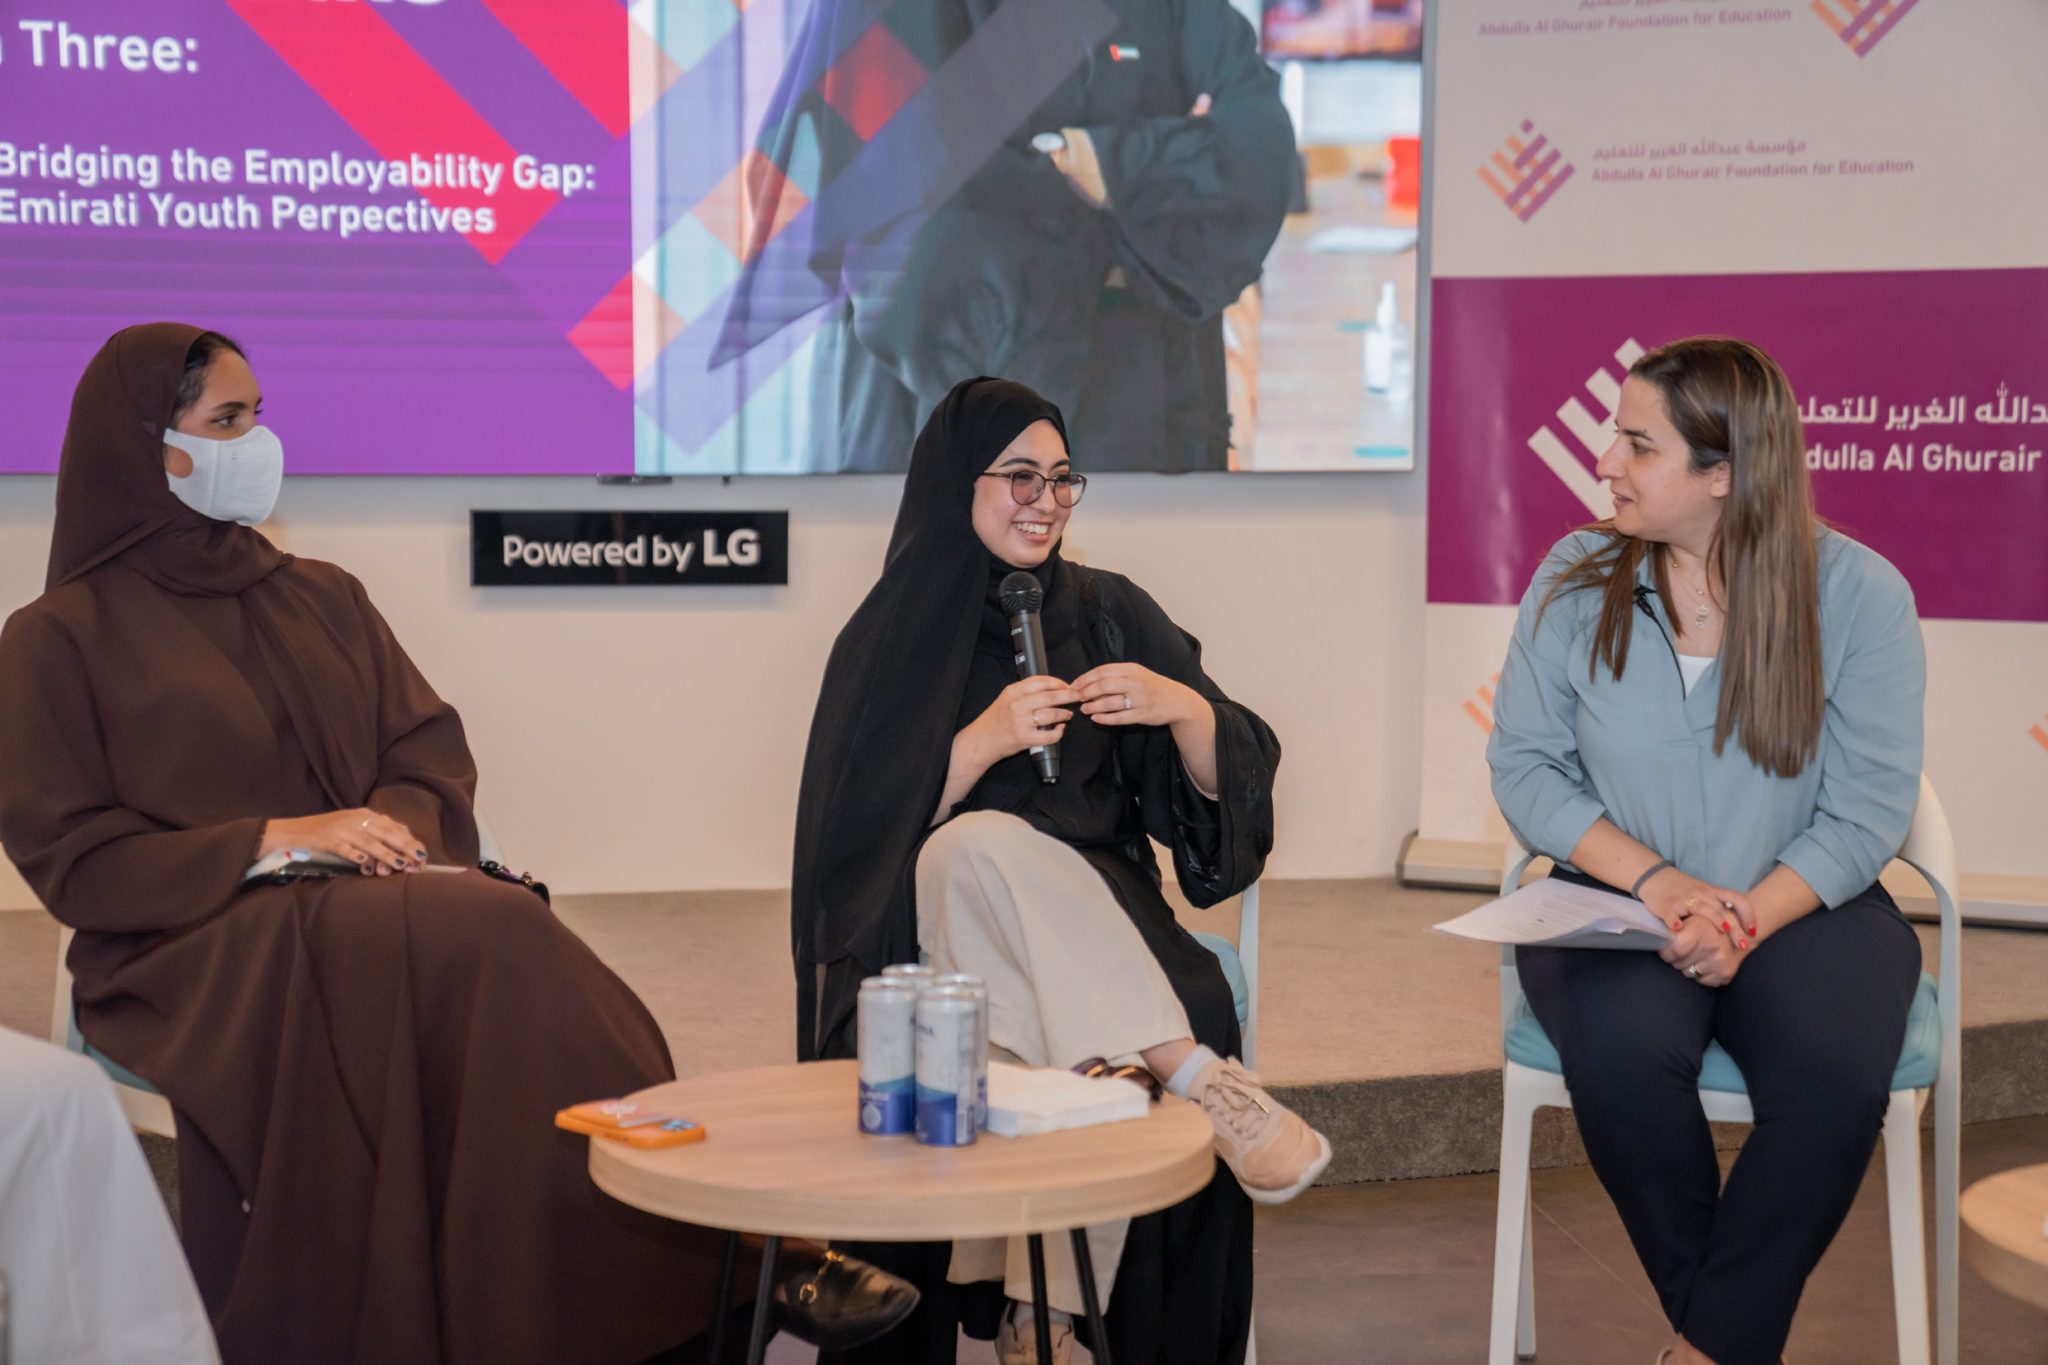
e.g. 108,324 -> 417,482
162,425 -> 284,526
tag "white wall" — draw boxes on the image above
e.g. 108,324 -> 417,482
0,471 -> 1427,907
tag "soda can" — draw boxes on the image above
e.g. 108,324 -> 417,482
856,977 -> 918,1135
880,962 -> 935,987
914,986 -> 982,1147
930,972 -> 989,1133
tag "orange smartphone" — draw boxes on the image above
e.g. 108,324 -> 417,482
554,1099 -> 707,1149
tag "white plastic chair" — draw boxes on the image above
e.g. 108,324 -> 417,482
50,923 -> 176,1137
49,811 -> 508,1140
475,812 -> 504,868
1487,774 -> 1960,1365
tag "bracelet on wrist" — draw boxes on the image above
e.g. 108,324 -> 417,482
1630,858 -> 1674,899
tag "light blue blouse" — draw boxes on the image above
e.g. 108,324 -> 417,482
1486,528 -> 1926,908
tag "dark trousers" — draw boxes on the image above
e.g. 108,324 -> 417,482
1517,878 -> 1921,1365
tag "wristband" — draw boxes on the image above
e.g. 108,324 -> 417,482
1630,859 -> 1674,899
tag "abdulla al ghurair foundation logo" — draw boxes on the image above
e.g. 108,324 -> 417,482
1477,120 -> 1575,223
1525,338 -> 1646,518
1464,674 -> 1501,735
1811,0 -> 1923,57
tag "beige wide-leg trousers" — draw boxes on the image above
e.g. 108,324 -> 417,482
915,810 -> 1194,1316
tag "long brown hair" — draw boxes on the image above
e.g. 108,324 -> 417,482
1538,337 -> 1824,777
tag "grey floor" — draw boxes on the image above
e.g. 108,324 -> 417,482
8,888 -> 2048,1363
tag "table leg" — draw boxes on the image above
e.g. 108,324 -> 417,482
1069,1228 -> 1113,1365
741,1236 -> 778,1365
1026,1234 -> 1056,1364
708,1230 -> 737,1364
746,1233 -> 780,1365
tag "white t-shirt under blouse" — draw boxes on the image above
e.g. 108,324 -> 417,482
1677,652 -> 1714,696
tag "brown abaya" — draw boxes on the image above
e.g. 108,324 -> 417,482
0,324 -> 726,1365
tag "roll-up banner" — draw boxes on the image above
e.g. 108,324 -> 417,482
1411,0 -> 2048,922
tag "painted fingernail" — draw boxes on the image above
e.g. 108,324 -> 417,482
1722,921 -> 1732,934
1737,939 -> 1749,950
415,847 -> 428,859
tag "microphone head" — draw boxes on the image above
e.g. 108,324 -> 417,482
998,571 -> 1044,615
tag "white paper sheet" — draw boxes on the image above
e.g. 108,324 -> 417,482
1433,879 -> 1674,950
983,1061 -> 1151,1138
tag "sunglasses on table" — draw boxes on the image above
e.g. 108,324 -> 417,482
978,469 -> 1088,507
1073,1057 -> 1163,1102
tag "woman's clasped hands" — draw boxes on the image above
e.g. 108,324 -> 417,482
1641,865 -> 1758,988
968,664 -> 1201,762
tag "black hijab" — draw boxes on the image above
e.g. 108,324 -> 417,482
791,376 -> 1067,1058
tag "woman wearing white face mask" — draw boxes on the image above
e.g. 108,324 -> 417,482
158,335 -> 284,526
0,324 -> 762,1364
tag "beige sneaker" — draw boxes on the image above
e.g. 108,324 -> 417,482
1191,1057 -> 1333,1204
995,1301 -> 1073,1365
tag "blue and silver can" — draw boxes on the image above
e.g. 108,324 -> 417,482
930,972 -> 989,1133
857,976 -> 918,1135
914,986 -> 982,1147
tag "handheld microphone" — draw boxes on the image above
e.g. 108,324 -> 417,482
997,571 -> 1060,784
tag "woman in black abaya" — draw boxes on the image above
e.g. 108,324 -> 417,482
791,377 -> 1330,1364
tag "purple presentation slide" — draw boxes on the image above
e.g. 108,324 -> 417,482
0,1 -> 636,475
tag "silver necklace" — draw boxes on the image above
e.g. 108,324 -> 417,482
1670,553 -> 1712,629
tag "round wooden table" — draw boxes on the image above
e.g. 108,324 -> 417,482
1960,1162 -> 2048,1313
584,1059 -> 1216,1365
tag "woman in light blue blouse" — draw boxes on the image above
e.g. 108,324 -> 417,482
1487,337 -> 1925,1365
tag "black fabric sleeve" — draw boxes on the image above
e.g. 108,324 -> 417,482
1108,576 -> 1279,907
1086,0 -> 1296,323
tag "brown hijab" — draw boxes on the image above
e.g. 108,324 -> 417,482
52,323 -> 379,808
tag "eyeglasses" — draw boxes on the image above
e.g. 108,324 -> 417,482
979,469 -> 1087,507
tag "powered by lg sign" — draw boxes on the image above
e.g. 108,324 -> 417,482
471,511 -> 790,588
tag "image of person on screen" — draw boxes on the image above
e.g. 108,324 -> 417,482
717,0 -> 1297,473
0,324 -> 751,1364
792,378 -> 1329,1364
